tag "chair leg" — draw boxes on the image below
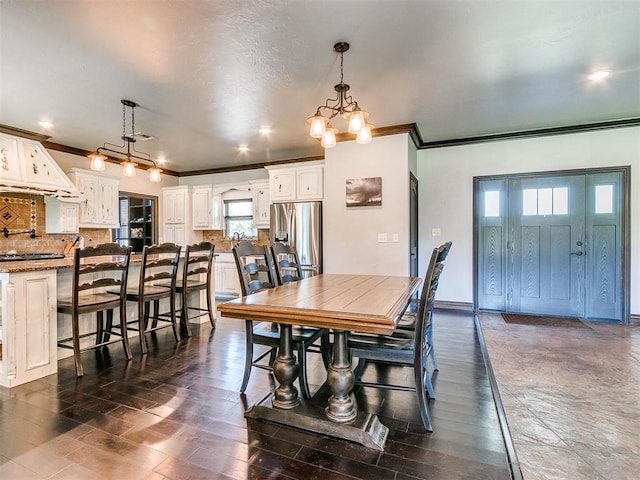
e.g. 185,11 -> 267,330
268,348 -> 277,367
120,304 -> 132,360
104,309 -> 113,342
320,330 -> 331,370
206,286 -> 216,328
96,310 -> 104,345
181,291 -> 191,338
297,343 -> 312,399
169,289 -> 180,342
415,351 -> 434,432
71,313 -> 83,377
151,300 -> 159,328
240,320 -> 254,393
353,357 -> 366,381
139,300 -> 148,355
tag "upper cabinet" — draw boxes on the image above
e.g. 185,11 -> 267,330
67,169 -> 119,228
162,186 -> 199,247
192,185 -> 213,230
44,197 -> 79,234
250,181 -> 270,228
266,163 -> 324,203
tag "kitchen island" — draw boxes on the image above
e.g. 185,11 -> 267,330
0,253 -> 215,388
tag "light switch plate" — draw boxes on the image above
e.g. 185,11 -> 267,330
392,233 -> 399,242
432,228 -> 441,236
378,233 -> 388,243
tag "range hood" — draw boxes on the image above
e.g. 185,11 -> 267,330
0,131 -> 81,201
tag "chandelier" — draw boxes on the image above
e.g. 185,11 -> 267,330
88,99 -> 162,182
307,42 -> 373,148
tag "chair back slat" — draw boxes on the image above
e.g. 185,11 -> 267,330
181,242 -> 215,290
138,243 -> 181,295
233,240 -> 276,296
270,242 -> 303,285
72,243 -> 132,306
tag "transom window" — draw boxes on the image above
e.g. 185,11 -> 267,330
522,187 -> 568,216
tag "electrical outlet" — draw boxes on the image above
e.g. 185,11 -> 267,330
377,233 -> 388,243
431,228 -> 441,237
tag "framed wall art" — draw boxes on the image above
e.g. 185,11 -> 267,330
345,177 -> 382,207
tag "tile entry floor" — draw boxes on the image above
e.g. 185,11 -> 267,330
478,312 -> 640,480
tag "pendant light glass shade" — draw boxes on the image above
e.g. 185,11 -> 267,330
307,114 -> 328,138
122,160 -> 137,177
89,153 -> 106,171
321,125 -> 337,148
148,167 -> 162,183
348,108 -> 368,134
356,124 -> 374,144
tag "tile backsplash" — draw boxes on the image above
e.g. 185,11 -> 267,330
203,228 -> 270,252
0,193 -> 111,254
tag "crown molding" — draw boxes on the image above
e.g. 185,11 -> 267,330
179,155 -> 326,177
0,124 -> 51,142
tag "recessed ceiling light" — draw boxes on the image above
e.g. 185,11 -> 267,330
156,155 -> 167,165
259,127 -> 271,135
238,145 -> 249,153
38,120 -> 54,129
588,71 -> 610,81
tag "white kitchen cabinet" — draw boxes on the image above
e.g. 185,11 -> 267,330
192,185 -> 213,230
269,170 -> 296,202
0,270 -> 58,388
67,169 -> 119,228
266,162 -> 324,203
211,193 -> 223,230
44,197 -> 79,234
250,181 -> 270,228
297,166 -> 324,201
163,186 -> 189,224
162,186 -> 199,248
214,253 -> 240,296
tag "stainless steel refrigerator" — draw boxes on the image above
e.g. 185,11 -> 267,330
270,201 -> 322,277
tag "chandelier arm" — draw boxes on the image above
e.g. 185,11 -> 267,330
96,146 -> 156,167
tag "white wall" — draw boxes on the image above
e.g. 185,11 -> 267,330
324,134 -> 412,275
417,126 -> 640,314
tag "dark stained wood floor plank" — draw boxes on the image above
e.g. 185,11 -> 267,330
0,309 -> 515,479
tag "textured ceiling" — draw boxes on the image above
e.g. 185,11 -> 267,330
1,0 -> 639,173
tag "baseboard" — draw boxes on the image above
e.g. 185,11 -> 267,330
434,300 -> 473,312
629,314 -> 640,326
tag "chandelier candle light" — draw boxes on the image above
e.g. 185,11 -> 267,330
307,42 -> 374,148
88,99 -> 163,182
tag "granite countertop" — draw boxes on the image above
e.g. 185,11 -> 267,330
0,253 -> 148,274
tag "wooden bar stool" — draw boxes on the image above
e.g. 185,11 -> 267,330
57,243 -> 133,377
174,242 -> 216,337
121,243 -> 181,355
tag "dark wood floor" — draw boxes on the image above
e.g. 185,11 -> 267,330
0,310 -> 514,479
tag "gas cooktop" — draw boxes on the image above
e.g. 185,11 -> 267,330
0,253 -> 66,262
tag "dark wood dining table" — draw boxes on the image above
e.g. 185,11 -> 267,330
217,273 -> 421,450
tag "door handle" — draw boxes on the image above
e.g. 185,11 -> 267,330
571,251 -> 584,256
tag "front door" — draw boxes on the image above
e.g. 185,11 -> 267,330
476,169 -> 625,321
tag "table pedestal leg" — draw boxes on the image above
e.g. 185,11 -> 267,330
272,324 -> 300,410
326,330 -> 357,422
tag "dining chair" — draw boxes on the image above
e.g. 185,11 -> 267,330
233,240 -> 325,398
121,242 -> 181,355
173,242 -> 216,336
57,243 -> 133,377
347,243 -> 448,431
397,240 -> 452,372
270,241 -> 331,369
